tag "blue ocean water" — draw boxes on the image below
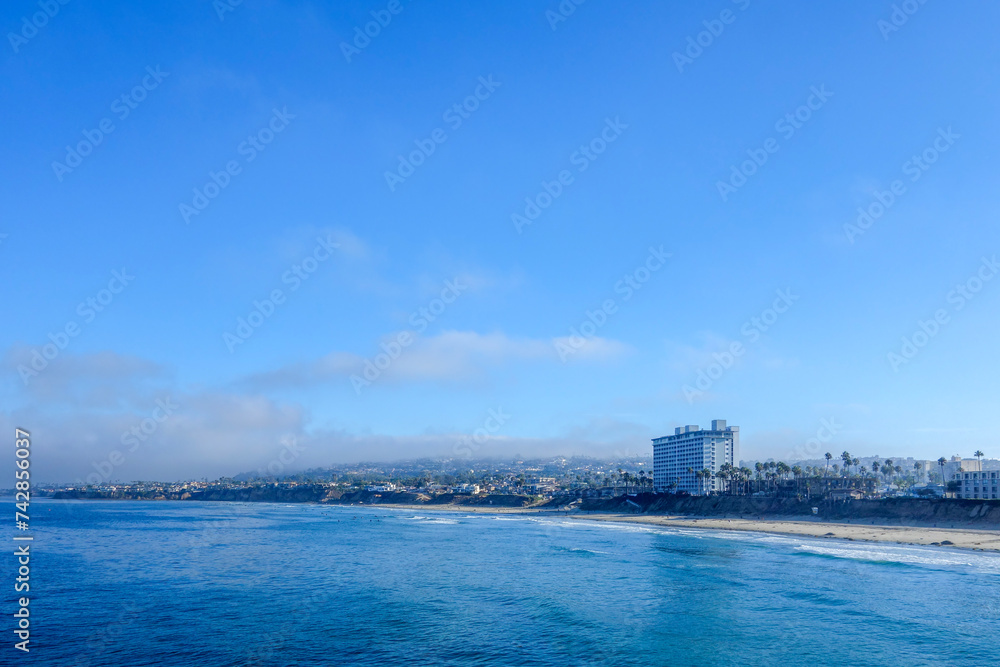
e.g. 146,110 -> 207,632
5,498 -> 1000,666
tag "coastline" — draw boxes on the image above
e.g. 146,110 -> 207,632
373,503 -> 1000,552
37,496 -> 1000,553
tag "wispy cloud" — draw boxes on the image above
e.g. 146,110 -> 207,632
242,330 -> 630,390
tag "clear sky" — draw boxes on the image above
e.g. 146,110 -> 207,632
3,0 -> 999,482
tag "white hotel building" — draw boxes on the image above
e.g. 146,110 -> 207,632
955,470 -> 999,500
652,420 -> 739,494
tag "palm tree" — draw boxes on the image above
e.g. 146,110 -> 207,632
825,452 -> 832,477
975,450 -> 984,470
937,457 -> 947,492
841,451 -> 852,476
715,469 -> 728,495
791,465 -> 803,495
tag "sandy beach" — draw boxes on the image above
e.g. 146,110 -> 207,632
568,513 -> 1000,552
372,504 -> 1000,552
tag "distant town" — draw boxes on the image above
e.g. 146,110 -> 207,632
29,420 -> 998,505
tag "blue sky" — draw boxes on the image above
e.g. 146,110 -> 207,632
3,0 -> 999,482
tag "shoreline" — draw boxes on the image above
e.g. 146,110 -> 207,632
38,497 -> 1000,553
372,503 -> 1000,552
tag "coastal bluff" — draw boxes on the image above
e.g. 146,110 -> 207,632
45,485 -> 535,507
578,493 -> 1000,527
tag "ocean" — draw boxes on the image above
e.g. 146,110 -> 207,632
7,498 -> 1000,666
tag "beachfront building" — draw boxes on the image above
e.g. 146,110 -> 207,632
523,477 -> 558,495
943,455 -> 981,481
364,483 -> 397,492
955,470 -> 999,500
652,420 -> 739,494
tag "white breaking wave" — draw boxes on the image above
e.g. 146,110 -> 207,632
534,517 -> 1000,574
793,543 -> 1000,573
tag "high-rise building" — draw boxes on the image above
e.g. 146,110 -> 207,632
652,420 -> 739,494
955,470 -> 998,499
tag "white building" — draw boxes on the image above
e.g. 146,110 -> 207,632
364,483 -> 397,492
652,420 -> 739,494
955,470 -> 998,500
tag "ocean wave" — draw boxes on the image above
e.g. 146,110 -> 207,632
793,543 -> 1000,572
399,515 -> 460,525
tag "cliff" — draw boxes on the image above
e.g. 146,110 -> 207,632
580,493 -> 1000,527
46,487 -> 534,507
